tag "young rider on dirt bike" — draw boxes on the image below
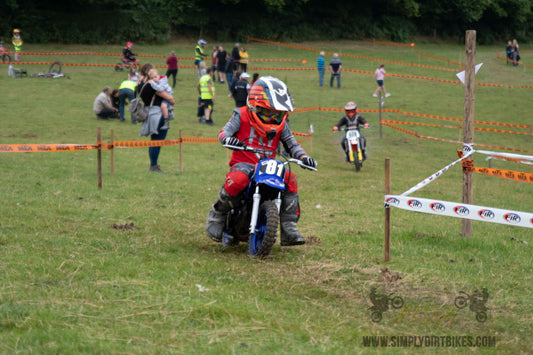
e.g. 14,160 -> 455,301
122,42 -> 136,62
206,76 -> 317,246
333,101 -> 369,161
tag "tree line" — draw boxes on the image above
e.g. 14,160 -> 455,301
1,0 -> 531,44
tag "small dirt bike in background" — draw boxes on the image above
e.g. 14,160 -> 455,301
336,127 -> 368,172
115,57 -> 138,72
221,143 -> 316,258
0,44 -> 11,63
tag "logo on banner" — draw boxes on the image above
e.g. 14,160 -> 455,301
408,199 -> 422,209
478,209 -> 495,220
454,206 -> 470,216
504,213 -> 521,224
386,197 -> 400,206
430,202 -> 445,213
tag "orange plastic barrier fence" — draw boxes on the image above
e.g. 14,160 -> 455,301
350,34 -> 414,48
382,119 -> 533,136
496,55 -> 533,68
0,133 -> 310,153
6,51 -> 300,63
382,122 -> 533,154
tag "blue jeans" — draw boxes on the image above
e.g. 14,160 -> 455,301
226,72 -> 234,91
319,71 -> 324,86
119,88 -> 135,123
149,116 -> 168,167
330,73 -> 341,88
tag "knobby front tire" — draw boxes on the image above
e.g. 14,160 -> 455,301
248,200 -> 278,258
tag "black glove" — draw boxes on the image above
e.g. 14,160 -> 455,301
301,156 -> 317,168
222,136 -> 244,148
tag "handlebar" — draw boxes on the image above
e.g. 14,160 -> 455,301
223,144 -> 317,171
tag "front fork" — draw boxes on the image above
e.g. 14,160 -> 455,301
249,186 -> 282,235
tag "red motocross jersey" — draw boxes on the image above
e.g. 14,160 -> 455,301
219,107 -> 286,167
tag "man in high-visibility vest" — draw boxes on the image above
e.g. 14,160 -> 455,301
195,39 -> 208,76
118,79 -> 138,123
12,29 -> 22,61
197,67 -> 215,125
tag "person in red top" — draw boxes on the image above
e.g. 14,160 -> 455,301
166,51 -> 178,88
206,76 -> 317,246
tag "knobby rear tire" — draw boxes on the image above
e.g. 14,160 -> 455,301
49,61 -> 62,74
248,200 -> 279,258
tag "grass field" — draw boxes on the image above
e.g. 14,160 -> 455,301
0,38 -> 532,354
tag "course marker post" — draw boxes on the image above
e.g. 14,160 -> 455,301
179,130 -> 183,173
97,127 -> 102,190
379,93 -> 383,139
110,129 -> 114,178
385,158 -> 391,262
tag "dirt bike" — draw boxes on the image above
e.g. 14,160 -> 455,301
337,127 -> 367,172
221,143 -> 316,258
115,57 -> 138,72
0,46 -> 11,63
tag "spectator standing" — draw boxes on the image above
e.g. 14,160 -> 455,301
239,47 -> 249,73
231,72 -> 250,108
231,43 -> 241,73
12,28 -> 22,61
137,63 -> 176,173
197,67 -> 215,125
217,45 -> 227,83
194,39 -> 208,76
329,53 -> 342,88
505,41 -> 513,65
317,51 -> 325,87
211,45 -> 219,81
128,67 -> 139,82
93,86 -> 119,119
166,51 -> 178,88
118,78 -> 137,123
512,39 -> 520,66
225,53 -> 235,91
372,64 -> 390,98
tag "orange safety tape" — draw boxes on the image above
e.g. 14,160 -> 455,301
382,122 -> 533,154
181,137 -> 220,144
350,34 -> 413,48
382,119 -> 460,129
415,51 -> 464,67
292,132 -> 312,138
13,51 -> 302,62
382,119 -> 533,136
0,143 -> 98,153
496,55 -> 533,68
397,110 -> 533,129
473,166 -> 533,183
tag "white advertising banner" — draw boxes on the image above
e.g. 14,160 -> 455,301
385,195 -> 533,229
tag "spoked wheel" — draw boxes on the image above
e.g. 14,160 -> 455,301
248,200 -> 279,258
354,153 -> 362,172
2,54 -> 11,63
115,63 -> 124,72
391,296 -> 404,309
48,61 -> 62,74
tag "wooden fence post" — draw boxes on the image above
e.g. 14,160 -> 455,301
97,127 -> 102,190
385,158 -> 391,262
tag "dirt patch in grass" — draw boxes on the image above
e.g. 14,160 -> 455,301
112,222 -> 136,231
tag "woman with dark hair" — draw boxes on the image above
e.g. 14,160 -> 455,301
136,63 -> 176,173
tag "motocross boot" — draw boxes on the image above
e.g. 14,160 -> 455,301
206,187 -> 238,242
280,192 -> 306,246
